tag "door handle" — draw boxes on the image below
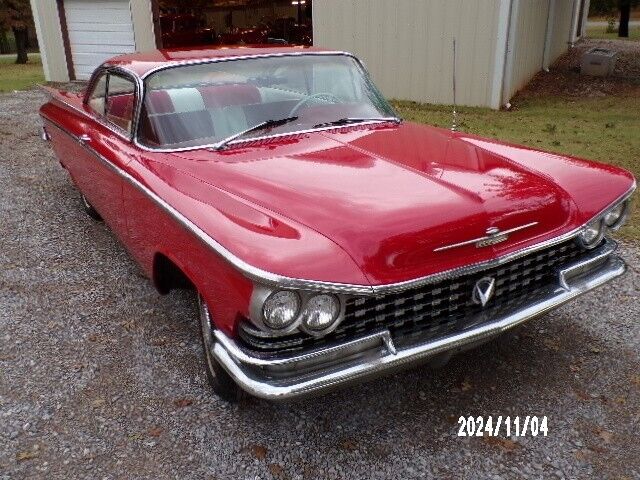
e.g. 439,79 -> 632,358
78,134 -> 91,145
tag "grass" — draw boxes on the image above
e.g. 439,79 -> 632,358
0,53 -> 44,92
392,95 -> 640,242
585,25 -> 640,40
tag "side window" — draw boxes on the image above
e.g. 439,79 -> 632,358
106,74 -> 136,134
88,73 -> 107,115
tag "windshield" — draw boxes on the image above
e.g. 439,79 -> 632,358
137,54 -> 396,149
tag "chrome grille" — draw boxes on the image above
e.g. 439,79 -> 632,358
238,239 -> 586,355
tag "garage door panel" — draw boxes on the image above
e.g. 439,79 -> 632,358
74,65 -> 101,80
67,22 -> 133,33
64,0 -> 135,80
68,30 -> 135,46
65,0 -> 132,10
64,9 -> 134,24
71,43 -> 135,55
72,51 -> 134,67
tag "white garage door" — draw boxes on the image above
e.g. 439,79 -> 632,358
65,0 -> 135,80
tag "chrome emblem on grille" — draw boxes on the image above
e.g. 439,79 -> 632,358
475,227 -> 508,248
472,277 -> 496,307
433,222 -> 539,252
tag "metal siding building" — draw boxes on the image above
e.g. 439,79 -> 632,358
31,0 -> 588,109
313,0 -> 589,108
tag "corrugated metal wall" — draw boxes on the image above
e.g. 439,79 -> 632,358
504,0 -> 575,100
313,0 -> 501,107
549,0 -> 575,62
503,0 -> 549,100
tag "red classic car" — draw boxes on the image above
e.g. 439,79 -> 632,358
40,46 -> 635,401
159,14 -> 217,49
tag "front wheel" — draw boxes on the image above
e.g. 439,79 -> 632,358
198,296 -> 244,402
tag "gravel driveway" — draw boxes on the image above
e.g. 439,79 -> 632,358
1,89 -> 639,480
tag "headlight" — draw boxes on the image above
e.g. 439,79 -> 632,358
262,290 -> 300,329
604,201 -> 628,229
578,218 -> 605,249
300,294 -> 340,332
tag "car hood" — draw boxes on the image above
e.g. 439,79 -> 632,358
161,122 -> 632,285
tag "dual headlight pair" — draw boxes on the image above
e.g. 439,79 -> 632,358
578,199 -> 629,249
260,290 -> 342,335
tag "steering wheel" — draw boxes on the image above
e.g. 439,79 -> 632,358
288,92 -> 342,117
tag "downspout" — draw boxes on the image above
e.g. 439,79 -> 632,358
501,0 -> 520,108
490,0 -> 514,109
578,0 -> 591,38
542,0 -> 556,71
569,0 -> 580,47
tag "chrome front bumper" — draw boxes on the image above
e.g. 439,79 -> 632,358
211,241 -> 625,400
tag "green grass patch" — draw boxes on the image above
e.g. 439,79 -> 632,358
392,96 -> 640,242
0,53 -> 44,92
586,25 -> 640,40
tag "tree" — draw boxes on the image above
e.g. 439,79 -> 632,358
617,0 -> 639,37
0,0 -> 33,64
590,0 -> 639,37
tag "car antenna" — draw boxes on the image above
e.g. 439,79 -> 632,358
451,37 -> 458,132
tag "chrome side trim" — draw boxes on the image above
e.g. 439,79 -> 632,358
42,118 -> 375,295
434,222 -> 539,252
40,125 -> 51,141
43,117 -> 636,296
212,249 -> 626,400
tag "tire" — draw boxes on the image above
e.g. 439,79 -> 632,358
198,295 -> 244,402
81,194 -> 102,221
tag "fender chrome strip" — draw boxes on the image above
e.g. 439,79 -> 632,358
42,119 -> 375,295
41,118 -> 636,297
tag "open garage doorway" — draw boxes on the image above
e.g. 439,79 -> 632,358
155,0 -> 313,49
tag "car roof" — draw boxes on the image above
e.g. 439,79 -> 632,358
104,45 -> 345,78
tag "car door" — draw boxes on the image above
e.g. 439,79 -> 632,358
69,68 -> 138,241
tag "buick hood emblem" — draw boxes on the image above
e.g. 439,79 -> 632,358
472,277 -> 496,307
433,222 -> 538,252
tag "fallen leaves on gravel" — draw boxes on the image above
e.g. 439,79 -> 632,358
460,379 -> 473,391
595,428 -> 614,444
248,444 -> 268,460
573,388 -> 592,401
173,398 -> 193,408
268,463 -> 286,478
16,450 -> 39,462
339,438 -> 358,451
482,436 -> 521,453
543,338 -> 561,351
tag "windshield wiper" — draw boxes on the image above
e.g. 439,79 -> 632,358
312,117 -> 401,129
211,116 -> 299,151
